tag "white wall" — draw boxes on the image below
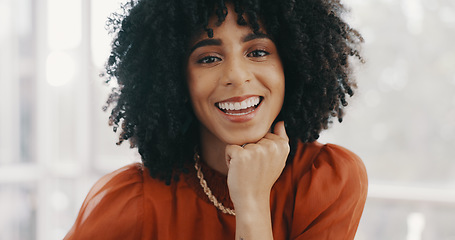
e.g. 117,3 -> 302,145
0,0 -> 454,239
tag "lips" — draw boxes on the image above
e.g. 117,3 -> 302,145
215,96 -> 263,116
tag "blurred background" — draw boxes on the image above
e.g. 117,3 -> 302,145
0,0 -> 454,239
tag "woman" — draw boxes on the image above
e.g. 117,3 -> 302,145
66,0 -> 367,239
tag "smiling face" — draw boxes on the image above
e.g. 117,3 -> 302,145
186,6 -> 285,146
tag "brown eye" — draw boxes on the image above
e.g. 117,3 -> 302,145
197,56 -> 222,64
247,50 -> 270,58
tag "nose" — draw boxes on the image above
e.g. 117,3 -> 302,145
221,56 -> 252,86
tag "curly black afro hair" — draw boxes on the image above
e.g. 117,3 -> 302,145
104,0 -> 363,184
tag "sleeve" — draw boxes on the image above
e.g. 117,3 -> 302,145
291,144 -> 368,240
64,163 -> 145,240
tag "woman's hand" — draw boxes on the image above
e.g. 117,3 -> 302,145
226,121 -> 289,240
225,121 -> 290,209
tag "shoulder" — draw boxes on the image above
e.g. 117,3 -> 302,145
91,162 -> 144,193
82,163 -> 145,208
65,163 -> 145,239
290,141 -> 367,185
284,142 -> 368,239
286,141 -> 368,211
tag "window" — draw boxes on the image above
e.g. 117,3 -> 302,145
1,0 -> 454,239
320,0 -> 455,239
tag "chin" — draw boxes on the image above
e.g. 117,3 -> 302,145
221,127 -> 270,145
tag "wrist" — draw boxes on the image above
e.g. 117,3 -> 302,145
233,195 -> 271,217
231,187 -> 271,207
234,197 -> 274,240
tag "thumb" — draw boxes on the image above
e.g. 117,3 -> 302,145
273,121 -> 289,142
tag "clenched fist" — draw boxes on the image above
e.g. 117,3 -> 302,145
225,121 -> 290,209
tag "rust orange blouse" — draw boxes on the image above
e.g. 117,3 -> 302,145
65,142 -> 368,240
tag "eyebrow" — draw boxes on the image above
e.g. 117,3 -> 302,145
189,32 -> 272,54
242,32 -> 271,42
189,38 -> 222,54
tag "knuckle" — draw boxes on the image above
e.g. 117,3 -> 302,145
284,142 -> 290,152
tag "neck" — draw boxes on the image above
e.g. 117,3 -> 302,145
199,125 -> 229,175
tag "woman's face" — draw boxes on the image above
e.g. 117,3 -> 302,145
186,6 -> 285,145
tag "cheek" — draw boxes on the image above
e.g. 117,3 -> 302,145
268,64 -> 285,107
187,73 -> 216,109
187,72 -> 203,99
274,64 -> 285,90
264,63 -> 285,91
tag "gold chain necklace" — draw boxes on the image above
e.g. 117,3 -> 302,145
193,151 -> 236,216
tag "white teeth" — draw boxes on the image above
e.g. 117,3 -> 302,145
216,96 -> 261,111
240,101 -> 247,109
